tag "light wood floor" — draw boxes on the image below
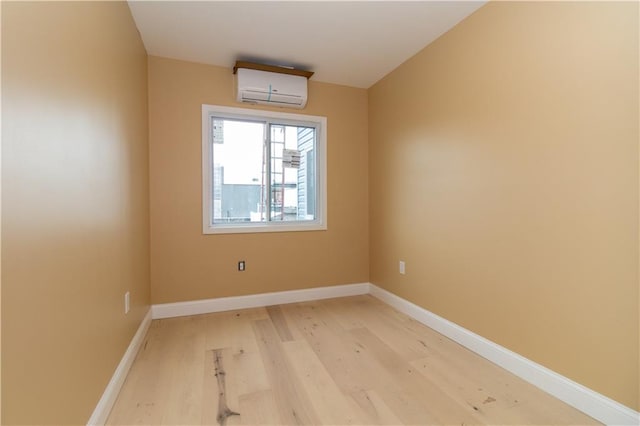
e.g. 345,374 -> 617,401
107,295 -> 599,425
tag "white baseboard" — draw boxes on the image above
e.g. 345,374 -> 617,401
87,309 -> 152,426
151,282 -> 370,319
369,284 -> 640,426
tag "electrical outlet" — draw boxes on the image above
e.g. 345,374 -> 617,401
399,261 -> 406,275
238,260 -> 245,271
124,291 -> 130,314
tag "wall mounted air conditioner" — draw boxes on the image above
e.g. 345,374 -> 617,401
236,68 -> 308,109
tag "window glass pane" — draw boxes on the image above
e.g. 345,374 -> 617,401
270,124 -> 316,221
271,125 -> 285,143
212,118 -> 266,223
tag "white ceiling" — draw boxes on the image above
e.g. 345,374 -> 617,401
128,1 -> 486,89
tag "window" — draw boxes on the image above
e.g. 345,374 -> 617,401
202,104 -> 327,234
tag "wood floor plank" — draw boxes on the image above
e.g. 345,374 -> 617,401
281,301 -> 410,425
411,353 -> 526,421
266,305 -> 295,342
200,348 -> 220,425
319,296 -> 369,330
349,326 -> 481,425
348,389 -> 404,425
409,354 -> 548,425
160,317 -> 208,425
331,296 -> 434,362
107,316 -> 207,425
200,348 -> 242,425
252,318 -> 320,425
201,310 -> 272,425
238,390 -> 282,425
283,339 -> 367,425
200,308 -> 272,397
281,301 -> 387,393
203,308 -> 269,352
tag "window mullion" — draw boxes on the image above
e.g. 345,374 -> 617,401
265,122 -> 271,223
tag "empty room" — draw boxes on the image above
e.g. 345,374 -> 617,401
1,1 -> 638,425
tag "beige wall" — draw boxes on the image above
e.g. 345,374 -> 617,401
1,3 -> 3,420
369,1 -> 639,410
1,2 -> 150,424
148,56 -> 368,304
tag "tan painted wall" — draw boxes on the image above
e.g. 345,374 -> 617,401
1,3 -> 4,420
148,56 -> 368,304
1,2 -> 150,424
369,1 -> 639,410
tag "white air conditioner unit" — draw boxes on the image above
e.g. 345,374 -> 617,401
236,68 -> 308,109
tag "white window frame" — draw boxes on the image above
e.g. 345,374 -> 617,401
202,104 -> 327,234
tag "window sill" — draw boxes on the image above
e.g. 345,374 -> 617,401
203,222 -> 327,235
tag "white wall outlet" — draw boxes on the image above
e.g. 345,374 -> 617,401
399,261 -> 406,275
124,291 -> 130,314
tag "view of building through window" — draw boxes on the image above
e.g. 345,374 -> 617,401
211,118 -> 316,224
